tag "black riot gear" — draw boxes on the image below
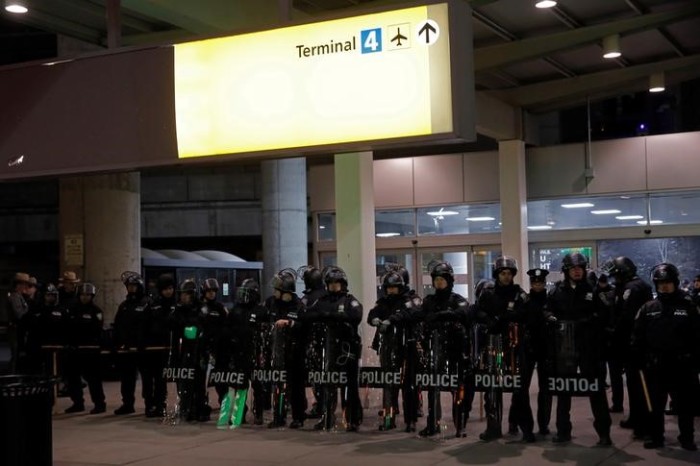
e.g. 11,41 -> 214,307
178,279 -> 197,295
605,256 -> 638,281
299,265 -> 323,292
474,279 -> 494,301
78,283 -> 97,297
323,266 -> 348,289
201,278 -> 219,294
430,261 -> 455,287
381,271 -> 405,294
122,271 -> 145,293
236,279 -> 260,305
492,256 -> 518,279
157,273 -> 175,291
561,253 -> 588,272
271,269 -> 297,294
651,263 -> 680,288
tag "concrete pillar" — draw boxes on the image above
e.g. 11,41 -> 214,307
334,151 -> 376,365
59,172 -> 141,323
498,140 -> 529,286
261,158 -> 308,295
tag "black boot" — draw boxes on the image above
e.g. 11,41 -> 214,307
64,403 -> 85,414
419,424 -> 439,437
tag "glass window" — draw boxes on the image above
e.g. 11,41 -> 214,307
417,203 -> 501,236
318,213 -> 336,242
376,251 -> 415,295
472,248 -> 502,284
598,237 -> 700,286
375,209 -> 415,238
649,191 -> 700,226
527,195 -> 648,230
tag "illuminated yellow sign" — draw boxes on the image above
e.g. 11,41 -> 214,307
175,2 -> 463,158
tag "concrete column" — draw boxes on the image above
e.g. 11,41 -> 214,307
334,151 -> 376,365
59,172 -> 141,323
498,140 -> 529,286
261,158 -> 308,295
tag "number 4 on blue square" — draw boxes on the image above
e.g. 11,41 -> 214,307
360,28 -> 382,54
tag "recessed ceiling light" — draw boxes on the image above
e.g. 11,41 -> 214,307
426,208 -> 459,216
615,215 -> 644,220
5,2 -> 28,14
535,0 -> 557,8
561,203 -> 595,208
591,209 -> 622,215
465,216 -> 495,222
636,220 -> 663,225
528,225 -> 553,230
376,232 -> 401,238
319,225 -> 326,230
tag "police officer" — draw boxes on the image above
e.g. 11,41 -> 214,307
416,261 -> 473,438
605,256 -> 653,437
475,256 -> 528,442
547,253 -> 612,446
518,268 -> 553,438
6,272 -> 29,373
229,279 -> 268,424
368,270 -> 421,432
64,282 -> 106,414
58,271 -> 80,310
304,266 -> 363,432
113,272 -> 152,415
199,278 -> 228,406
631,263 -> 699,451
169,278 -> 210,422
143,273 -> 175,418
265,268 -> 306,428
299,265 -> 327,420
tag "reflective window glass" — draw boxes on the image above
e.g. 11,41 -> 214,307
318,213 -> 335,242
375,209 -> 415,238
527,195 -> 648,230
420,251 -> 469,299
417,203 -> 501,236
649,191 -> 700,226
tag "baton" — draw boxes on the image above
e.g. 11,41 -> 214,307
638,369 -> 653,413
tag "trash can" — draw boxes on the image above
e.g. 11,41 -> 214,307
0,375 -> 53,466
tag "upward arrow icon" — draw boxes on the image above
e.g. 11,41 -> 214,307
419,22 -> 436,44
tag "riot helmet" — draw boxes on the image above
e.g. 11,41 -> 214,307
651,263 -> 680,288
157,273 -> 175,291
44,283 -> 59,304
381,271 -> 405,295
474,278 -> 494,300
323,266 -> 348,291
201,278 -> 220,296
298,265 -> 323,291
178,279 -> 197,295
561,253 -> 588,271
236,279 -> 260,305
430,261 -> 455,288
605,256 -> 637,281
271,268 -> 297,294
121,271 -> 145,295
78,282 -> 97,296
492,256 -> 518,279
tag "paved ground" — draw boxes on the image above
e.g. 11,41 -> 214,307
47,381 -> 700,466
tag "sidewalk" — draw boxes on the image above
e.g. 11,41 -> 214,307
51,382 -> 699,466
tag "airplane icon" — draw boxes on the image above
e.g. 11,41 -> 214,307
391,28 -> 408,46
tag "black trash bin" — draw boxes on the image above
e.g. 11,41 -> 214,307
0,375 -> 53,466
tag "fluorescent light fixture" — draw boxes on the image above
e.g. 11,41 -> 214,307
376,232 -> 401,238
636,220 -> 663,225
649,72 -> 665,93
535,1 -> 557,8
561,203 -> 594,208
465,216 -> 495,222
591,209 -> 621,215
427,208 -> 459,217
319,225 -> 326,230
602,34 -> 621,59
5,1 -> 28,13
528,225 -> 553,230
615,215 -> 644,220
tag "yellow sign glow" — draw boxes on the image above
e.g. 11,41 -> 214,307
175,3 -> 453,158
